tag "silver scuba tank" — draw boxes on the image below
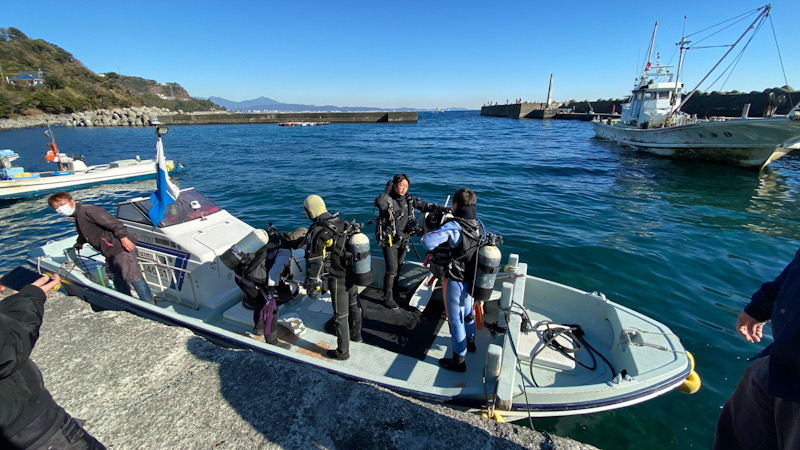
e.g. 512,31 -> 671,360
472,241 -> 502,302
348,229 -> 372,286
221,229 -> 270,271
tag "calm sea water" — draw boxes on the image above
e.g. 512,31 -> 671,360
2,112 -> 799,449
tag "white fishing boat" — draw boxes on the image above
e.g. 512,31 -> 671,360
593,5 -> 800,171
0,125 -> 180,201
27,187 -> 699,419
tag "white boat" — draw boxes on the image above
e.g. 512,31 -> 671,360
27,187 -> 698,419
0,126 -> 180,201
593,5 -> 800,171
278,121 -> 330,127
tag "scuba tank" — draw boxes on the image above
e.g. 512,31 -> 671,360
472,234 -> 503,302
221,229 -> 270,271
347,224 -> 372,287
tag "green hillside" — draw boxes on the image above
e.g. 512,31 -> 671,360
0,27 -> 219,118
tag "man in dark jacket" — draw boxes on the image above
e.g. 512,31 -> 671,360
714,247 -> 800,449
303,195 -> 362,361
1,275 -> 105,449
48,192 -> 152,302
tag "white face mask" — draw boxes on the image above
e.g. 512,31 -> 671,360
56,203 -> 75,216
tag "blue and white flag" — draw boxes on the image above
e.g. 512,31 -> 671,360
147,136 -> 180,226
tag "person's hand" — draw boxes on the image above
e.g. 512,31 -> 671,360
384,179 -> 394,194
73,243 -> 84,251
33,274 -> 61,295
120,237 -> 136,252
736,311 -> 765,343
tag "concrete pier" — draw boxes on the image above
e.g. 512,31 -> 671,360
22,291 -> 596,449
480,102 -> 549,119
160,111 -> 417,126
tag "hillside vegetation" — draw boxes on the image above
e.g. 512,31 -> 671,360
0,27 -> 219,118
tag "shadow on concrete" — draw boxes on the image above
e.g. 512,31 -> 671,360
186,336 -> 556,449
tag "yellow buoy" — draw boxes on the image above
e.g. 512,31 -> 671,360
481,410 -> 506,422
677,351 -> 701,394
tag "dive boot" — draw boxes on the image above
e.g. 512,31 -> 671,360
383,295 -> 399,310
438,351 -> 466,372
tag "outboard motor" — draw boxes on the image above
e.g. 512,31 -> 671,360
472,234 -> 503,302
347,224 -> 372,287
221,229 -> 270,271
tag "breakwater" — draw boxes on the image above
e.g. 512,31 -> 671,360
159,111 -> 417,125
480,103 -> 615,121
0,110 -> 417,130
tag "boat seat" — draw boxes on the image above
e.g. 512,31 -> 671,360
407,272 -> 436,312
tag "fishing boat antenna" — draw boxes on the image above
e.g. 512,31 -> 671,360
667,5 -> 772,123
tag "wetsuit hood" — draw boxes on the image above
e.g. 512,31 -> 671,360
304,195 -> 328,220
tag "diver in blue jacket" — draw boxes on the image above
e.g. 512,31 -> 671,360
714,247 -> 800,449
421,188 -> 485,372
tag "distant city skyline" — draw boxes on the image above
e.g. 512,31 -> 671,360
5,1 -> 799,110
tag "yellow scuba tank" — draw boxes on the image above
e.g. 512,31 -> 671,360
472,235 -> 502,302
221,229 -> 270,271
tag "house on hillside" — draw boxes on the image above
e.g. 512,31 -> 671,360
9,69 -> 46,86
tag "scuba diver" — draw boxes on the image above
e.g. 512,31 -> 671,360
373,174 -> 439,309
232,226 -> 307,344
303,195 -> 364,361
421,188 -> 487,372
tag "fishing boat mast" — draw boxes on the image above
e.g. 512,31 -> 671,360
668,5 -> 772,122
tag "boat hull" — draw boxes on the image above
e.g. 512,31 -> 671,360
593,117 -> 800,170
0,161 -> 158,200
28,234 -> 692,418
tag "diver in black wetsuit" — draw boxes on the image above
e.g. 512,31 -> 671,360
373,174 -> 436,309
303,195 -> 363,361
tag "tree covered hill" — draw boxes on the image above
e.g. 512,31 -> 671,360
0,27 -> 219,118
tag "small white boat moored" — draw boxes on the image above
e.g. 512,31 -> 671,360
28,186 -> 699,419
0,125 -> 181,201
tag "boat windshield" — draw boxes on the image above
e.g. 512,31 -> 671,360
118,188 -> 222,227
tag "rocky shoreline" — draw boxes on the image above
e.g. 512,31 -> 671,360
0,106 -> 177,130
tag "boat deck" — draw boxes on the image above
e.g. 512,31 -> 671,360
31,238 -> 690,417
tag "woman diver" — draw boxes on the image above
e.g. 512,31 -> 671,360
373,174 -> 435,309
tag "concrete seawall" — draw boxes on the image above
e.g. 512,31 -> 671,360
22,291 -> 596,449
160,111 -> 418,125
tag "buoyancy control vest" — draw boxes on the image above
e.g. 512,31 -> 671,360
431,217 -> 485,284
374,193 -> 426,247
306,215 -> 372,285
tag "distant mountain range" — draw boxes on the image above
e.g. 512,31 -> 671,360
208,96 -> 465,113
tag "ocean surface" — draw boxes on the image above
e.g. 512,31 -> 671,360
2,111 -> 799,449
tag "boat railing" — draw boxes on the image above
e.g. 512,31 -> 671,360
138,260 -> 200,310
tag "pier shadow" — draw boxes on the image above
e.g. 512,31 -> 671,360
187,336 -> 542,449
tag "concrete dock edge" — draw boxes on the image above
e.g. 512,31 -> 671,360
23,291 -> 596,449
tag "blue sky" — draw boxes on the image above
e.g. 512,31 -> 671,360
5,1 -> 799,109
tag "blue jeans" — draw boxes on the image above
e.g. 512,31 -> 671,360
445,279 -> 476,356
